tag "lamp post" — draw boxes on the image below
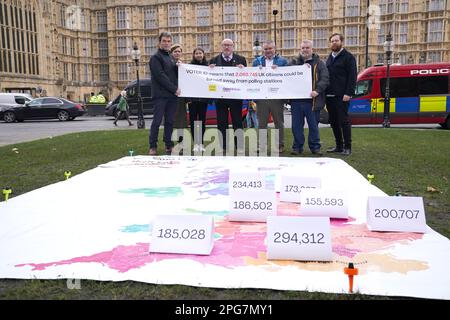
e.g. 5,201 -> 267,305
272,9 -> 278,47
365,0 -> 370,68
131,42 -> 145,129
382,32 -> 394,128
253,38 -> 262,58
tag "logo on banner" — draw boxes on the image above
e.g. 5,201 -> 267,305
208,84 -> 217,92
223,87 -> 240,92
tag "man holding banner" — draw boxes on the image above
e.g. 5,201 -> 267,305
209,39 -> 247,151
252,40 -> 288,153
290,40 -> 329,155
148,32 -> 180,156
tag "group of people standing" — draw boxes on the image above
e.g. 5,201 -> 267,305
147,31 -> 357,156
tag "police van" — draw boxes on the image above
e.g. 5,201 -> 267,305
321,63 -> 450,128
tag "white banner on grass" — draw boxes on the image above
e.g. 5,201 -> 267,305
178,64 -> 312,99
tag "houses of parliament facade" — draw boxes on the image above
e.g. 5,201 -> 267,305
0,0 -> 448,102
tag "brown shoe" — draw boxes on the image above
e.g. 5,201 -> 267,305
148,148 -> 157,156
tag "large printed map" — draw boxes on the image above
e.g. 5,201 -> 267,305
1,156 -> 449,299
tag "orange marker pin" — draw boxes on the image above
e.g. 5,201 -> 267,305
344,262 -> 359,293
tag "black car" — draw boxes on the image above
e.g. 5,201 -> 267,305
105,79 -> 153,118
0,97 -> 86,123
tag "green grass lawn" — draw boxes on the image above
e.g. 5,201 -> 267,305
0,127 -> 449,299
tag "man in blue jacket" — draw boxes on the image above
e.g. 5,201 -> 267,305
252,40 -> 288,153
325,33 -> 357,156
148,32 -> 180,155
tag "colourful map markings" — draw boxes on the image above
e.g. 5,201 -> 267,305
183,168 -> 229,196
16,219 -> 426,275
119,187 -> 183,197
119,224 -> 150,233
184,208 -> 228,217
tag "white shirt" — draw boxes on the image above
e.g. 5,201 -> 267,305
331,48 -> 344,58
265,58 -> 274,67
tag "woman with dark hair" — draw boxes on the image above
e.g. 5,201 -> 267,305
188,47 -> 209,152
170,44 -> 188,146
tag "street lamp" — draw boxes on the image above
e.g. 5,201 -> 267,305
272,9 -> 278,47
382,32 -> 394,128
131,42 -> 145,129
253,38 -> 262,58
365,0 -> 370,68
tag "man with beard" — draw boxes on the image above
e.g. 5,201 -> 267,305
325,33 -> 357,156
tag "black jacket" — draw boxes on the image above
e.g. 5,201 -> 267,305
291,53 -> 329,110
149,48 -> 178,98
325,48 -> 357,97
209,53 -> 247,67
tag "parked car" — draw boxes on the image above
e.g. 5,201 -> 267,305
105,79 -> 153,118
0,97 -> 86,123
0,93 -> 33,112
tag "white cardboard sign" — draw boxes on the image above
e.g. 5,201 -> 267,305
229,171 -> 266,193
228,190 -> 277,222
300,189 -> 349,219
267,216 -> 332,261
150,215 -> 214,255
279,175 -> 321,203
367,196 -> 427,233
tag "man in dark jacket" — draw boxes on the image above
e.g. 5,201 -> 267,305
325,33 -> 357,156
290,40 -> 329,155
148,32 -> 180,155
209,39 -> 247,152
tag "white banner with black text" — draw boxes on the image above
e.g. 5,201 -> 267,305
178,64 -> 312,100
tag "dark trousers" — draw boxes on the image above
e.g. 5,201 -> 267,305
149,97 -> 177,149
326,96 -> 352,149
215,99 -> 243,149
114,110 -> 131,124
188,101 -> 208,144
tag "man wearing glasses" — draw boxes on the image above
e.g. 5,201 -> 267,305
209,39 -> 247,152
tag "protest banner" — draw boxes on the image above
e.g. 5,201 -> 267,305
179,64 -> 312,99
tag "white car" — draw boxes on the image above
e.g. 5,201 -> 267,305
0,93 -> 33,112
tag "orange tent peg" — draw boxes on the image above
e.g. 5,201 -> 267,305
344,262 -> 359,293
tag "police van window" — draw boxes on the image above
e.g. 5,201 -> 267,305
354,80 -> 372,97
381,75 -> 448,97
380,77 -> 419,97
418,76 -> 448,95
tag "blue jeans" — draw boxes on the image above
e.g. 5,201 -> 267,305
149,97 -> 178,149
246,109 -> 258,128
291,99 -> 321,152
